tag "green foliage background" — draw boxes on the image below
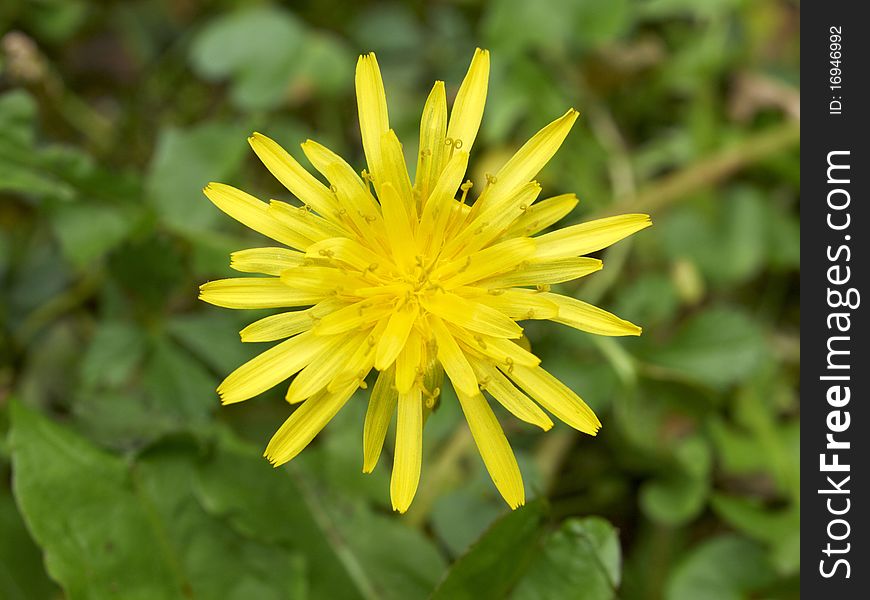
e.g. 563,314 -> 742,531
0,0 -> 799,598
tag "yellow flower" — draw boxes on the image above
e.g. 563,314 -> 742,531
199,49 -> 651,513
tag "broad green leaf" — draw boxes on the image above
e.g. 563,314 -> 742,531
50,203 -> 137,268
665,535 -> 776,600
9,402 -> 185,599
188,7 -> 304,110
147,121 -> 249,235
512,517 -> 621,600
80,321 -> 147,389
431,500 -> 547,600
196,432 -> 446,600
638,307 -> 766,388
10,403 -> 307,599
0,486 -> 58,600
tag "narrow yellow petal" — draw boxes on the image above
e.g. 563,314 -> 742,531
443,181 -> 541,258
329,320 -> 385,392
248,132 -> 339,219
363,366 -> 398,472
379,181 -> 417,267
448,325 -> 540,368
419,150 -> 470,253
356,53 -> 390,185
470,359 -> 552,430
461,288 -> 559,320
477,257 -> 603,288
476,109 -> 579,215
230,247 -> 305,276
306,237 -> 398,275
391,387 -> 423,513
439,237 -> 536,289
446,48 -> 490,155
429,315 -> 478,396
218,331 -> 336,404
280,266 -> 369,296
240,298 -> 344,342
505,364 -> 601,434
414,81 -> 448,205
314,298 -> 393,336
203,183 -> 311,249
286,331 -> 369,404
395,329 -> 422,393
199,278 -> 323,309
375,301 -> 419,370
534,214 -> 652,261
378,130 -> 415,219
502,193 -> 578,238
542,293 -> 642,336
456,390 -> 525,509
264,383 -> 357,466
269,200 -> 348,242
422,291 -> 523,339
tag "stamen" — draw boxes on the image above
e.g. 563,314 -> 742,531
459,180 -> 473,205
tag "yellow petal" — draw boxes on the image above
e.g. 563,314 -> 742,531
395,329 -> 422,393
268,200 -> 348,242
306,237 -> 398,275
199,277 -> 323,309
502,193 -> 578,238
414,81 -> 448,205
477,257 -> 602,288
443,181 -> 541,258
378,130 -> 415,219
314,298 -> 393,336
456,390 -> 525,509
446,48 -> 489,155
230,247 -> 305,276
286,330 -> 369,404
379,181 -> 417,267
203,183 -> 311,249
543,293 -> 642,336
375,300 -> 419,370
421,291 -> 522,339
505,364 -> 601,434
329,320 -> 385,392
240,299 -> 344,342
476,109 -> 579,215
419,150 -> 470,253
247,132 -> 339,219
534,214 -> 652,261
363,366 -> 397,472
390,387 -> 423,513
429,315 -> 478,396
280,266 -> 369,296
448,325 -> 540,368
462,288 -> 559,320
264,383 -> 357,466
470,359 -> 552,430
439,237 -> 536,289
217,331 -> 336,404
356,53 -> 390,185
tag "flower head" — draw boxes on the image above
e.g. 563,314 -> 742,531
200,49 -> 651,512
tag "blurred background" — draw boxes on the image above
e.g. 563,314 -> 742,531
0,0 -> 799,598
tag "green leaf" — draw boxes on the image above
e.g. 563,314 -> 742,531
431,500 -> 547,600
10,403 -> 308,599
665,535 -> 776,600
0,486 -> 58,600
188,7 -> 304,110
9,402 -> 185,598
512,517 -> 621,600
147,121 -> 249,235
80,321 -> 147,389
638,307 -> 766,389
196,433 -> 446,600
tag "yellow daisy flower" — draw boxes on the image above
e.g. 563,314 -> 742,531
199,49 -> 651,513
